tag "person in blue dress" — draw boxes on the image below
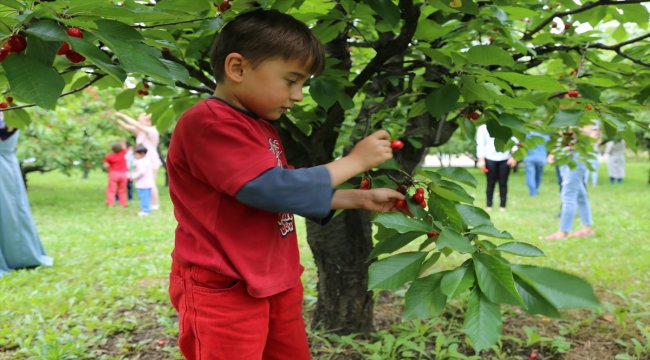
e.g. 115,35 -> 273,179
523,131 -> 550,196
0,115 -> 53,277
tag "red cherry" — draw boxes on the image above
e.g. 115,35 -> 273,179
413,192 -> 424,203
427,232 -> 439,238
481,167 -> 489,173
158,339 -> 166,346
585,104 -> 593,111
5,97 -> 13,104
142,90 -> 149,96
65,50 -> 85,63
219,0 -> 231,12
529,353 -> 538,359
143,81 -> 149,89
0,102 -> 7,109
551,23 -> 558,28
567,90 -> 579,98
394,199 -> 406,208
137,89 -> 144,95
396,184 -> 408,194
564,23 -> 571,30
360,179 -> 370,189
517,143 -> 524,148
7,34 -> 27,53
0,48 -> 8,62
66,28 -> 84,38
419,200 -> 427,208
57,42 -> 70,55
466,112 -> 480,120
390,140 -> 404,150
562,131 -> 574,136
416,187 -> 424,194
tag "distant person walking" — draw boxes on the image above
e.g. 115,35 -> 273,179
0,115 -> 53,277
523,131 -> 550,196
605,139 -> 626,184
115,112 -> 162,210
476,124 -> 517,212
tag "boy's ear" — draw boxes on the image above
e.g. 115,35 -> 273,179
223,53 -> 246,83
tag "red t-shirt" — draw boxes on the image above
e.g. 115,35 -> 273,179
104,149 -> 127,172
167,98 -> 302,298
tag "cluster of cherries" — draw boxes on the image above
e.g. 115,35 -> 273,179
57,28 -> 86,63
137,80 -> 150,96
0,34 -> 27,62
465,111 -> 480,120
0,97 -> 13,109
561,130 -> 576,147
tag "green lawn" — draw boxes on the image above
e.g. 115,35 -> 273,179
1,158 -> 648,359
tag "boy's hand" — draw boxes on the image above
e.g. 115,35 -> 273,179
361,188 -> 408,214
348,130 -> 393,171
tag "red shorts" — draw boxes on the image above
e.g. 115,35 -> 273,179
169,261 -> 311,360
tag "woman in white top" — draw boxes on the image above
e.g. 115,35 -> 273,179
476,124 -> 517,212
605,139 -> 626,184
116,112 -> 163,210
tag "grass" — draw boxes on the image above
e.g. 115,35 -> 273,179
0,157 -> 648,359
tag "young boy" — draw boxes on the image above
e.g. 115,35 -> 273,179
103,141 -> 128,207
130,145 -> 154,216
167,9 -> 405,359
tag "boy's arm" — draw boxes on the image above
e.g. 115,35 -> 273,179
324,130 -> 392,187
331,188 -> 405,213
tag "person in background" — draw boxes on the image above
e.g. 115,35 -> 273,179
103,140 -> 128,208
129,145 -> 154,217
523,131 -> 550,196
476,124 -> 517,212
605,138 -> 626,184
0,114 -> 53,277
115,112 -> 162,210
124,142 -> 135,201
583,121 -> 601,186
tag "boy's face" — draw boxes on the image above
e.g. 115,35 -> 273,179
235,57 -> 310,120
134,152 -> 145,159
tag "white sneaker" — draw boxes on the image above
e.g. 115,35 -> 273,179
151,205 -> 160,211
137,211 -> 150,217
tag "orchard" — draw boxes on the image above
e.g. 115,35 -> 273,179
1,0 -> 649,358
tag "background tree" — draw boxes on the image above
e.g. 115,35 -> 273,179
1,0 -> 648,350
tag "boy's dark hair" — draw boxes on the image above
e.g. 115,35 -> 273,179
134,145 -> 148,155
210,9 -> 325,82
111,142 -> 123,153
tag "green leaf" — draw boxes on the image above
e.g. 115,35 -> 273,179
373,213 -> 432,234
368,252 -> 427,290
3,108 -> 31,129
473,253 -> 522,305
0,0 -> 23,9
114,88 -> 136,110
466,45 -> 514,67
464,288 -> 502,352
548,110 -> 585,129
496,242 -> 544,257
414,19 -> 452,42
309,78 -> 339,110
3,55 -> 64,109
428,193 -> 464,231
367,0 -> 400,27
24,20 -> 67,42
425,83 -> 460,117
437,228 -> 475,254
370,232 -> 422,259
492,72 -> 564,92
67,38 -> 127,83
431,180 -> 474,203
456,204 -> 492,227
441,265 -> 475,299
161,59 -> 190,84
511,265 -> 600,309
514,275 -> 561,318
404,272 -> 447,319
470,224 -> 513,239
434,167 -> 477,188
462,76 -> 493,102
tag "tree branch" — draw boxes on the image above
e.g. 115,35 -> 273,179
162,51 -> 217,90
522,0 -> 650,40
278,114 -> 312,150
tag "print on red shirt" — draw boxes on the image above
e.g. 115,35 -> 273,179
268,136 -> 296,238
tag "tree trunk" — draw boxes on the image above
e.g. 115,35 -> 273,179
306,210 -> 375,333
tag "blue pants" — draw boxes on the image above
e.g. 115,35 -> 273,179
559,164 -> 593,232
138,188 -> 152,214
524,159 -> 545,196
